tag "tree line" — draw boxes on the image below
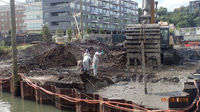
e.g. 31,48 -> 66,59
157,6 -> 200,28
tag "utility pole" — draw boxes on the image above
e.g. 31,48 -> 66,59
198,2 -> 200,27
10,0 -> 18,95
155,1 -> 158,23
80,0 -> 83,39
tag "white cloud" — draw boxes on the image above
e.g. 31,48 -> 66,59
158,0 -> 189,11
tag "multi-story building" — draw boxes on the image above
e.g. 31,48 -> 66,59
0,5 -> 26,36
25,0 -> 43,34
189,0 -> 200,13
42,0 -> 138,34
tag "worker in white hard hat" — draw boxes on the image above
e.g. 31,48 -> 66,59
92,51 -> 104,77
83,49 -> 92,72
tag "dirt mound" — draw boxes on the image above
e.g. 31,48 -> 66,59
175,48 -> 200,63
35,45 -> 77,67
18,42 -> 58,59
19,45 -> 77,72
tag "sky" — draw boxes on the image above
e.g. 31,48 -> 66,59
135,0 -> 192,11
0,0 -> 194,12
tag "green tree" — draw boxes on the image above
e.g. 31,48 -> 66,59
67,27 -> 73,42
56,27 -> 63,37
41,25 -> 51,43
85,27 -> 92,34
157,7 -> 168,16
177,21 -> 189,28
99,28 -> 105,34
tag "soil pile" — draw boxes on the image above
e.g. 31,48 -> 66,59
175,48 -> 200,63
19,45 -> 77,72
34,45 -> 77,67
18,42 -> 58,59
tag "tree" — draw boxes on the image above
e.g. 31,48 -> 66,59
41,25 -> 51,43
99,28 -> 105,34
85,27 -> 92,34
67,27 -> 73,42
177,21 -> 189,28
56,27 -> 63,37
157,7 -> 168,16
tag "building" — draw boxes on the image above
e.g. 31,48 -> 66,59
0,5 -> 26,36
25,0 -> 43,34
174,27 -> 200,41
189,0 -> 200,13
42,0 -> 138,34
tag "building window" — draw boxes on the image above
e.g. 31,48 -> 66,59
86,6 -> 90,12
27,23 -> 42,29
51,11 -> 66,17
50,2 -> 66,7
44,12 -> 48,17
70,3 -> 75,8
26,6 -> 42,12
51,21 -> 66,26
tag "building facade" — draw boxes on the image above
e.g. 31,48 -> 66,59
25,0 -> 43,34
42,0 -> 138,34
174,27 -> 200,41
0,5 -> 26,36
189,0 -> 200,13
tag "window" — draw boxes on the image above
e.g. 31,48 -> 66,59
26,14 -> 42,20
50,2 -> 66,7
51,21 -> 66,26
27,23 -> 42,29
44,12 -> 48,17
70,3 -> 75,8
51,11 -> 66,16
26,6 -> 42,12
86,6 -> 90,11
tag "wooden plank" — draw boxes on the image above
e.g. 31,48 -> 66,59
125,44 -> 160,49
126,36 -> 160,39
126,49 -> 161,53
126,29 -> 160,32
125,39 -> 160,44
126,32 -> 160,36
127,52 -> 161,56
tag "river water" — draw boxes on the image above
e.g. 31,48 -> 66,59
0,91 -> 71,112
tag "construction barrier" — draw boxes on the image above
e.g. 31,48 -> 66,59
0,72 -> 200,112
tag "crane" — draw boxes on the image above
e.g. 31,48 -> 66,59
73,12 -> 81,39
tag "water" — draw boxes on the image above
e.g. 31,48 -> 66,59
0,91 -> 72,112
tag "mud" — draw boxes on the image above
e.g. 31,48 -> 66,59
91,81 -> 187,109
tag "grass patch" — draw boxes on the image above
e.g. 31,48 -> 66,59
0,44 -> 35,55
17,44 -> 35,51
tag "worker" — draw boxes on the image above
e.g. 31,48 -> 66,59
83,49 -> 91,57
92,51 -> 104,77
83,50 -> 92,72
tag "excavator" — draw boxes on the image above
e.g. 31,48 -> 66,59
125,0 -> 174,68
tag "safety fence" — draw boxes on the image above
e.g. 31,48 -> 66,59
0,72 -> 199,112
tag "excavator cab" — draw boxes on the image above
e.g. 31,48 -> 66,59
160,26 -> 170,49
160,25 -> 174,65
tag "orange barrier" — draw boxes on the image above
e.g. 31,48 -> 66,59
0,72 -> 199,112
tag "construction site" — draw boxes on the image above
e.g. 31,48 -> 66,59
0,0 -> 200,112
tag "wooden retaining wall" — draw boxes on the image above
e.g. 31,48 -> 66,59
0,77 -> 198,112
